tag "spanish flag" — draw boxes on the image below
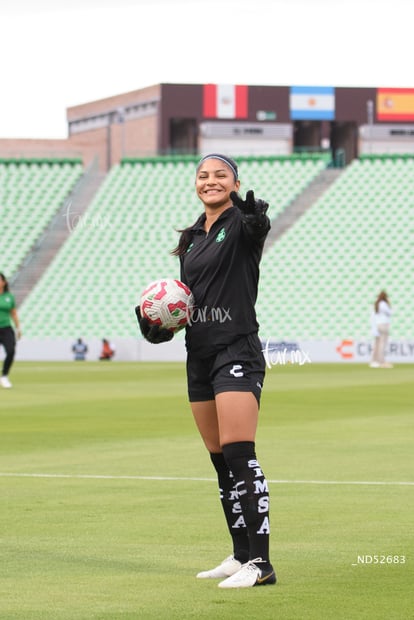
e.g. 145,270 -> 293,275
203,84 -> 248,119
377,88 -> 414,121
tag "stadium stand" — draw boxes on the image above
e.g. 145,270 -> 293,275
18,154 -> 330,339
256,154 -> 413,340
1,158 -> 83,277
16,153 -> 412,346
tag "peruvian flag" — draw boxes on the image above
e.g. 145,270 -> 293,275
203,84 -> 248,119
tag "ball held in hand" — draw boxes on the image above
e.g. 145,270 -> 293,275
137,278 -> 194,343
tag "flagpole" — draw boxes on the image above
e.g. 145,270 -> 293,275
367,100 -> 374,154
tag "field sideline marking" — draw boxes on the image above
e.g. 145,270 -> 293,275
0,473 -> 413,486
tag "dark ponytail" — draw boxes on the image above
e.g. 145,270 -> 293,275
0,273 -> 9,293
171,227 -> 194,256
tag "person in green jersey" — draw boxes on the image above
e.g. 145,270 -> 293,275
0,273 -> 21,388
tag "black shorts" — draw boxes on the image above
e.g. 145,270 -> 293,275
186,332 -> 265,405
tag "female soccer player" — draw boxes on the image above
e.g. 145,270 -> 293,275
136,154 -> 276,588
0,273 -> 21,388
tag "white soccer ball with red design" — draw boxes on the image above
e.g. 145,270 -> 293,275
140,278 -> 194,333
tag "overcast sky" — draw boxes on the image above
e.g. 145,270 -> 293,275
1,0 -> 413,139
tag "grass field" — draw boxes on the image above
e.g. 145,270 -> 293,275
1,361 -> 413,620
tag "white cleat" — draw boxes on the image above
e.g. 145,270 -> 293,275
218,558 -> 276,588
196,555 -> 242,579
1,376 -> 12,388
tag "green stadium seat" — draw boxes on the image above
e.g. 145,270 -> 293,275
1,159 -> 83,276
17,153 -> 411,341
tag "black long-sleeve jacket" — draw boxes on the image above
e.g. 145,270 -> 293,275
180,205 -> 270,358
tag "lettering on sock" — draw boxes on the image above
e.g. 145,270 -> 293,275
234,480 -> 247,497
232,501 -> 243,514
248,459 -> 270,535
254,479 -> 269,494
257,516 -> 270,535
232,515 -> 247,529
258,496 -> 269,513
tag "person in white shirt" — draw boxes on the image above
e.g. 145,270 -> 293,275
370,290 -> 392,368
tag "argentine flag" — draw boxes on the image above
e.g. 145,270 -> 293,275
290,86 -> 335,120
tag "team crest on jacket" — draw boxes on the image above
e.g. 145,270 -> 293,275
216,228 -> 226,243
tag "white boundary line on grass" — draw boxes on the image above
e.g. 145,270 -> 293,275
0,473 -> 413,486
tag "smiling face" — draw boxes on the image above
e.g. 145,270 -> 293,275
195,158 -> 240,211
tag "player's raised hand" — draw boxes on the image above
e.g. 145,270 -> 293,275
230,190 -> 269,222
135,306 -> 174,344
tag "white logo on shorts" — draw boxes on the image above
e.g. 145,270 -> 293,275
230,364 -> 244,378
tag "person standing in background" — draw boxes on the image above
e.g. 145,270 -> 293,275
0,273 -> 21,388
370,290 -> 393,368
72,338 -> 88,361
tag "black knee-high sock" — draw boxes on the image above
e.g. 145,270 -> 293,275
222,441 -> 271,564
210,452 -> 250,563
